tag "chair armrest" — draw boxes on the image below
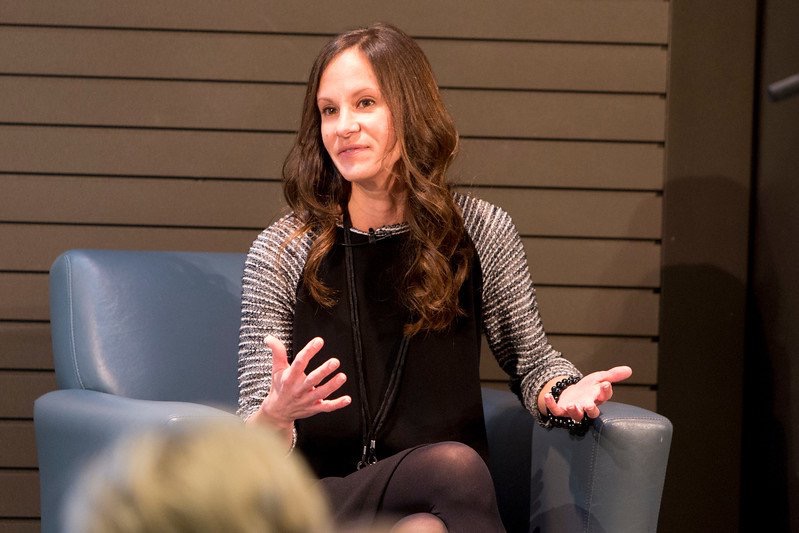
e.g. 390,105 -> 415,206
482,387 -> 537,532
530,401 -> 672,533
35,389 -> 240,533
482,388 -> 672,533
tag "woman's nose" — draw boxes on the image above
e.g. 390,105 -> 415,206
336,110 -> 360,137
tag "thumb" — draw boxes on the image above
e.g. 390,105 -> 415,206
265,335 -> 289,372
599,365 -> 632,384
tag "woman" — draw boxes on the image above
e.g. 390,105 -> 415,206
238,23 -> 631,532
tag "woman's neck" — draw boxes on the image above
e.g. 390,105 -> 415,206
347,183 -> 406,231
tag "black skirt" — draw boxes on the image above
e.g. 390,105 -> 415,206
318,445 -> 424,525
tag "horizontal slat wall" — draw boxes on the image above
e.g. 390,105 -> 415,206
0,0 -> 669,43
0,323 -> 52,369
1,177 -> 662,237
0,1 -> 668,523
3,274 -> 660,334
1,28 -> 668,92
0,127 -> 664,189
0,226 -> 661,287
0,77 -> 666,140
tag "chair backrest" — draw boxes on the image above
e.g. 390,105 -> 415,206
49,249 -> 245,410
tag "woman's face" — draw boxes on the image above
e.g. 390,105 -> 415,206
317,47 -> 401,190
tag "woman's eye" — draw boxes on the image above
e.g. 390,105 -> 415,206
358,98 -> 376,108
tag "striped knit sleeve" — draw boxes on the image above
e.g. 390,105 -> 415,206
237,213 -> 312,421
457,193 -> 581,426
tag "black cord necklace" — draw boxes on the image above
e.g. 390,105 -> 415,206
342,213 -> 410,470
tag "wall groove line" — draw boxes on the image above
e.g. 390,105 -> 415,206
0,122 -> 667,144
0,73 -> 666,96
0,23 -> 668,47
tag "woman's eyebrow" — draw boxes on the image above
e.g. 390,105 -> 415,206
317,86 -> 380,102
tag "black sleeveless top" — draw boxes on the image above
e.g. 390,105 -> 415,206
293,226 -> 487,478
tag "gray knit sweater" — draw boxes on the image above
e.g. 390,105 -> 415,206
237,193 -> 580,426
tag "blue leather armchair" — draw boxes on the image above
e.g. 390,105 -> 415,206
35,249 -> 672,533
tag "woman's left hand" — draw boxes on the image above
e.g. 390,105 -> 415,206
543,366 -> 633,421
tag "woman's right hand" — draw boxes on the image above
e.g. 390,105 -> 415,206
249,335 -> 351,432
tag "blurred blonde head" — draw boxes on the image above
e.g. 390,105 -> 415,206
66,421 -> 332,533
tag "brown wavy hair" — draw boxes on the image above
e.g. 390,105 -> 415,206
283,23 -> 471,336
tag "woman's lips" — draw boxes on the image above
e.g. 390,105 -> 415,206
338,145 -> 366,156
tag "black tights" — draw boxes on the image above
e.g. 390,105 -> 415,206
380,442 -> 506,532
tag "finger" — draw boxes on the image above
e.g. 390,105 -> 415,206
595,381 -> 614,403
312,371 -> 348,400
590,365 -> 632,385
265,335 -> 289,372
304,358 -> 341,389
564,403 -> 584,421
584,404 -> 601,419
315,395 -> 352,413
544,393 -> 565,417
291,337 -> 324,375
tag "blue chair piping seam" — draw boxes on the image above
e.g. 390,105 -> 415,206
585,424 -> 601,533
165,415 -> 237,426
65,254 -> 85,389
599,416 -> 667,423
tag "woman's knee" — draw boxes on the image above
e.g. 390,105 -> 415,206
426,441 -> 483,466
383,443 -> 504,532
405,442 -> 493,494
390,513 -> 447,533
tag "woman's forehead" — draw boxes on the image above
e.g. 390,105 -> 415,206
317,48 -> 380,97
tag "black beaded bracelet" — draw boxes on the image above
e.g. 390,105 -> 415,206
544,376 -> 591,436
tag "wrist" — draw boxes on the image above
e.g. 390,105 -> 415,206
246,407 -> 296,452
538,375 -> 568,414
254,398 -> 294,431
548,375 -> 581,407
543,375 -> 591,436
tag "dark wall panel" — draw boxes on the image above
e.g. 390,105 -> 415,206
0,372 -> 57,418
0,127 -> 293,178
454,139 -> 664,190
524,238 -> 661,288
0,275 -> 48,322
0,519 -> 40,533
473,187 -> 662,239
0,421 -> 38,468
658,1 -> 757,531
0,28 -> 328,83
0,176 -> 285,229
0,225 -> 260,271
536,287 -> 658,336
744,2 -> 799,531
0,323 -> 52,370
0,472 -> 39,517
